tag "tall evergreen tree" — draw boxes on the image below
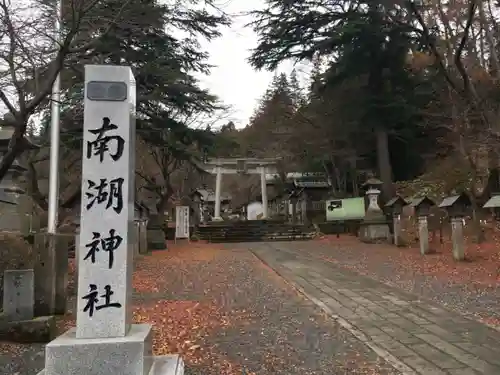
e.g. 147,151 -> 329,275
249,0 -> 433,197
32,0 -> 230,215
289,69 -> 305,108
243,73 -> 296,162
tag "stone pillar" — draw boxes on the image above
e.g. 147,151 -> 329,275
450,217 -> 465,261
393,214 -> 402,246
418,216 -> 429,255
36,65 -> 183,375
54,233 -> 72,314
75,232 -> 79,268
33,233 -> 55,317
199,203 -> 204,223
4,269 -> 35,321
75,231 -> 80,292
147,215 -> 165,251
34,233 -> 69,316
301,198 -> 308,224
260,167 -> 268,219
0,269 -> 56,343
133,221 -> 140,255
213,166 -> 222,220
76,69 -> 136,340
138,220 -> 148,254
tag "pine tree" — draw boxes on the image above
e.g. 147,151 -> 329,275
35,0 -> 230,216
249,0 -> 434,196
308,55 -> 324,99
243,72 -> 297,162
289,69 -> 305,108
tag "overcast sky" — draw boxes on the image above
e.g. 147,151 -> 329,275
196,0 -> 309,128
2,0 -> 310,128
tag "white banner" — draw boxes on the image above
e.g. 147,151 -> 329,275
175,206 -> 190,239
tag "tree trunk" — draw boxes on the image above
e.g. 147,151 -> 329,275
155,182 -> 174,234
0,132 -> 26,183
375,126 -> 394,199
470,194 -> 485,244
156,195 -> 169,233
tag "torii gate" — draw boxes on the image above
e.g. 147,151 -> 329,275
199,158 -> 279,220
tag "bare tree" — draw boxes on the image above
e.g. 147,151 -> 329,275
135,105 -> 233,220
0,0 -> 131,181
406,0 -> 500,241
21,137 -> 82,225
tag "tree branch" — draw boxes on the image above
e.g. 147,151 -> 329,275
407,0 -> 459,92
454,0 -> 478,95
26,160 -> 48,210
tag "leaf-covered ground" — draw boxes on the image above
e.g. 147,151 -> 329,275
0,242 -> 400,375
313,234 -> 500,328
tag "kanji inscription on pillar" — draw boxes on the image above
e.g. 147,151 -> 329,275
76,65 -> 136,339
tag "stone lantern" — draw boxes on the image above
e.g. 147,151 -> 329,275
438,193 -> 471,261
438,193 -> 470,218
412,196 -> 435,218
484,193 -> 500,220
410,196 -> 435,255
385,195 -> 409,247
359,176 -> 390,243
483,193 -> 500,210
362,176 -> 384,217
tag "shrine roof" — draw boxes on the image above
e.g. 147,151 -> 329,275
410,196 -> 435,207
484,194 -> 500,208
385,195 -> 409,207
438,193 -> 470,208
293,180 -> 330,188
203,158 -> 279,167
191,189 -> 231,202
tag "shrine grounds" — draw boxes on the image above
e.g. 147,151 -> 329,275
310,235 -> 500,327
1,237 -> 500,374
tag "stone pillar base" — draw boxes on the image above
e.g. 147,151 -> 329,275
0,315 -> 56,343
147,229 -> 165,251
134,222 -> 140,255
36,324 -> 184,375
359,217 -> 390,243
451,217 -> 465,261
211,216 -> 223,221
34,232 -> 71,316
138,221 -> 148,254
418,216 -> 430,255
392,216 -> 402,247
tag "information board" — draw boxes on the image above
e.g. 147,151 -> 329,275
175,206 -> 190,240
326,197 -> 365,221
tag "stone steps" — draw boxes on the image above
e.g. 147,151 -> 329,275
194,220 -> 316,243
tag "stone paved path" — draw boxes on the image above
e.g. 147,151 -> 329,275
245,241 -> 500,375
0,244 -> 401,375
307,236 -> 500,326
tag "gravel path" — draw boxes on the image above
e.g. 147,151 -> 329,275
0,243 -> 400,375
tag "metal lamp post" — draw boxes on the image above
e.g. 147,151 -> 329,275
47,0 -> 62,234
